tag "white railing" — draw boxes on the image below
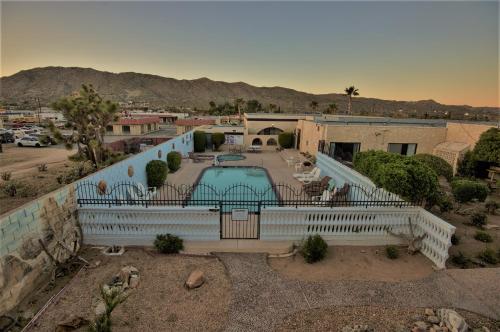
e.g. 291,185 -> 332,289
260,206 -> 455,269
79,206 -> 220,245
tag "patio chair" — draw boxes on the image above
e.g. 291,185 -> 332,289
303,176 -> 331,197
331,183 -> 350,203
128,183 -> 157,202
293,167 -> 319,179
311,189 -> 336,205
189,152 -> 204,163
297,169 -> 321,184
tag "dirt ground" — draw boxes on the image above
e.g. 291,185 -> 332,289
0,144 -> 79,215
269,246 -> 434,282
26,247 -> 230,332
275,306 -> 500,332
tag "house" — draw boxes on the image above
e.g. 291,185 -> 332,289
175,118 -> 217,135
107,117 -> 160,136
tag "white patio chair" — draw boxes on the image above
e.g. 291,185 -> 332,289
296,168 -> 321,184
311,189 -> 335,205
128,183 -> 157,202
293,167 -> 319,179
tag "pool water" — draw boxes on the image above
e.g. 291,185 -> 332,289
190,167 -> 278,208
217,154 -> 246,162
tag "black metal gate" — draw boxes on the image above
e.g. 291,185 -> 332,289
219,201 -> 261,239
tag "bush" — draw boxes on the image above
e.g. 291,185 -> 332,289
278,132 -> 294,149
353,150 -> 439,203
167,151 -> 182,172
473,128 -> 500,164
0,180 -> 37,198
385,245 -> 399,259
457,151 -> 478,178
146,160 -> 168,188
38,163 -> 48,172
470,212 -> 487,228
477,248 -> 498,265
212,133 -> 225,151
451,252 -> 470,268
413,154 -> 453,182
57,161 -> 95,184
451,179 -> 488,203
474,231 -> 493,243
193,131 -> 206,152
451,234 -> 460,246
436,194 -> 454,213
1,171 -> 12,181
485,200 -> 499,215
301,234 -> 328,263
154,234 -> 184,254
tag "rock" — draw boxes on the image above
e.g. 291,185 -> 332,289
427,315 -> 441,324
185,270 -> 204,289
430,324 -> 443,332
20,309 -> 35,321
19,237 -> 43,260
425,308 -> 435,316
118,265 -> 139,284
55,315 -> 90,332
414,321 -> 428,329
95,301 -> 106,316
129,275 -> 140,289
437,309 -> 468,332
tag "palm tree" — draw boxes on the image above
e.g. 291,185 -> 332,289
234,98 -> 244,121
309,101 -> 319,112
344,86 -> 359,115
325,103 -> 338,115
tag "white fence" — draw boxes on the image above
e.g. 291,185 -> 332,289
79,206 -> 220,245
260,206 -> 455,269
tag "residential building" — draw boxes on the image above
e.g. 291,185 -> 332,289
107,117 -> 160,136
175,118 -> 217,135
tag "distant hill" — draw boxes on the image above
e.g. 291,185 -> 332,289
1,67 -> 498,119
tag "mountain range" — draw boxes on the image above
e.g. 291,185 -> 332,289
1,67 -> 498,118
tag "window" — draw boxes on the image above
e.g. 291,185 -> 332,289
123,125 -> 131,134
257,127 -> 284,135
252,138 -> 263,146
388,143 -> 417,156
106,125 -> 113,133
328,142 -> 361,162
266,138 -> 277,146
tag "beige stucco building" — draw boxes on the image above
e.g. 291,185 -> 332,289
107,117 -> 160,136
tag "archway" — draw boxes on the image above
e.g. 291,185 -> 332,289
252,138 -> 263,146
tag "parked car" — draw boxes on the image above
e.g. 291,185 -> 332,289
0,132 -> 15,143
15,136 -> 49,147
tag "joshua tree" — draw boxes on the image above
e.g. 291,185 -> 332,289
325,103 -> 338,115
234,98 -> 244,121
309,101 -> 319,112
344,86 -> 359,115
269,103 -> 278,113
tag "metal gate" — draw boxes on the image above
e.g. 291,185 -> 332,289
220,201 -> 261,239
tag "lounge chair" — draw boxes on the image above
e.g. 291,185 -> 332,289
294,168 -> 321,184
128,183 -> 157,202
303,176 -> 331,197
311,189 -> 336,205
293,167 -> 319,179
189,152 -> 204,163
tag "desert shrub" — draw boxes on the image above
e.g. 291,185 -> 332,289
167,151 -> 182,172
193,131 -> 206,152
485,200 -> 499,215
38,163 -> 48,172
353,150 -> 438,203
57,161 -> 95,184
89,286 -> 128,332
385,245 -> 399,259
1,171 -> 12,181
154,234 -> 184,254
145,160 -> 168,188
0,180 -> 37,198
451,252 -> 471,268
451,179 -> 488,203
474,231 -> 493,243
413,154 -> 453,182
278,132 -> 294,149
451,234 -> 460,246
301,234 -> 328,263
436,194 -> 454,213
477,248 -> 498,265
457,151 -> 479,178
470,212 -> 487,228
212,132 -> 225,151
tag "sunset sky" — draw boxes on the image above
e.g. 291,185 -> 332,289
1,1 -> 499,107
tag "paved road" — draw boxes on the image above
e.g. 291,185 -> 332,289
214,253 -> 500,332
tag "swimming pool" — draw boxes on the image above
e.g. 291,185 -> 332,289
217,154 -> 246,162
190,166 -> 278,208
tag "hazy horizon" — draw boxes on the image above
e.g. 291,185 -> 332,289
1,2 -> 499,107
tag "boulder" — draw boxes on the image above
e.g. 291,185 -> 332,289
19,237 -> 42,260
95,300 -> 106,316
437,309 -> 468,332
129,275 -> 140,289
55,315 -> 90,332
427,315 -> 440,324
118,265 -> 139,284
185,270 -> 204,289
425,308 -> 435,316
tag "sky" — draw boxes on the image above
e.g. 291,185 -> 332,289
1,1 -> 499,107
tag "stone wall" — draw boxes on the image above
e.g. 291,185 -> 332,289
0,185 -> 78,314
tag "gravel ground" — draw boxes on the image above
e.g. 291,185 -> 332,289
275,306 -> 500,332
215,253 -> 500,332
30,248 -> 231,332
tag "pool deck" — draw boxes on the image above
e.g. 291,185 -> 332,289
167,149 -> 310,192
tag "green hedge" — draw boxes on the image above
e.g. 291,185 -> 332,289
353,150 -> 438,203
146,160 -> 168,188
451,179 -> 488,203
167,151 -> 182,172
301,234 -> 328,263
193,131 -> 206,152
212,132 -> 225,151
278,132 -> 294,149
412,154 -> 453,182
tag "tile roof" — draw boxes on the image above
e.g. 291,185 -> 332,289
175,118 -> 216,126
116,117 -> 160,125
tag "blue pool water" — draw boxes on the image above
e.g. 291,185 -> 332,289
190,167 -> 278,208
217,154 -> 246,162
